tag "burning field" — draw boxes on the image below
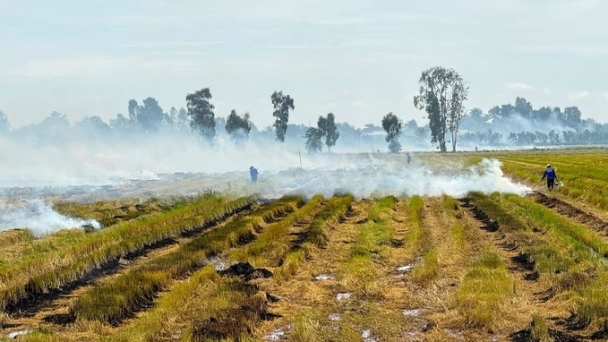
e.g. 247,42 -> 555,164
1,149 -> 608,341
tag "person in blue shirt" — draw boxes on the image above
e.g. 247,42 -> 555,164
406,153 -> 411,165
249,166 -> 259,184
540,164 -> 559,190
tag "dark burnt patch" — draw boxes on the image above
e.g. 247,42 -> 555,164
219,262 -> 273,281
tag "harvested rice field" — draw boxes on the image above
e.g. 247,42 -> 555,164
1,149 -> 608,341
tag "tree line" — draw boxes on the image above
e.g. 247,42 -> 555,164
1,66 -> 606,152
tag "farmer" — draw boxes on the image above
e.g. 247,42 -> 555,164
249,166 -> 259,184
406,153 -> 411,165
540,164 -> 559,190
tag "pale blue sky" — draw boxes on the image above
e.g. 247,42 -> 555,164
1,0 -> 607,128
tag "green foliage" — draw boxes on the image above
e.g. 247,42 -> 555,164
225,109 -> 252,144
71,197 -> 299,324
186,87 -> 216,143
381,112 -> 402,153
317,113 -> 340,151
531,314 -> 551,342
304,127 -> 325,153
271,91 -> 295,142
0,195 -> 254,311
405,196 -> 427,253
127,97 -> 167,133
412,249 -> 439,284
413,66 -> 468,152
456,249 -> 513,329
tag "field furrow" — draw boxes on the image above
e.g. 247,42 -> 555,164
2,200 -> 271,335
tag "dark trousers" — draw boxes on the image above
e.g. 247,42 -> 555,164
547,179 -> 555,189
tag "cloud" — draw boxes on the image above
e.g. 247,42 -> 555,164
569,90 -> 590,100
507,82 -> 532,90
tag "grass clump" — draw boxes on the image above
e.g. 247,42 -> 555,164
0,194 -> 242,310
412,249 -> 439,284
404,195 -> 427,253
71,197 -> 298,325
456,249 -> 514,329
276,195 -> 354,280
530,314 -> 551,342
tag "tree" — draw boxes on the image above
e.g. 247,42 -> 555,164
514,97 -> 533,119
110,113 -> 132,133
139,97 -> 166,132
0,109 -> 10,133
186,88 -> 216,143
127,97 -> 166,133
128,99 -> 138,122
304,127 -> 324,153
317,113 -> 340,151
381,112 -> 402,153
413,66 -> 469,152
564,106 -> 582,128
225,110 -> 252,144
271,91 -> 294,142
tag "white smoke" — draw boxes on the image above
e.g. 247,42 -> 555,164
0,126 -> 531,204
0,200 -> 101,237
258,156 -> 531,198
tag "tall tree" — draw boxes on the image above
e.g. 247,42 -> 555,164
126,97 -> 166,133
225,110 -> 252,144
564,106 -> 582,128
138,97 -> 166,132
381,112 -> 402,153
186,88 -> 216,143
317,113 -> 340,151
304,127 -> 324,153
0,109 -> 10,133
413,66 -> 468,152
271,91 -> 294,142
514,97 -> 533,119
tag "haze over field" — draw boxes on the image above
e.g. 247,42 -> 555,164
0,1 -> 603,235
1,0 -> 607,129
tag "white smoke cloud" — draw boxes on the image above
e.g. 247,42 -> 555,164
0,127 -> 530,206
0,200 -> 101,237
258,156 -> 531,198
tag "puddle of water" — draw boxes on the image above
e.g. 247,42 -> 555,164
361,329 -> 378,342
7,329 -> 33,339
397,264 -> 414,272
402,309 -> 422,316
336,292 -> 352,300
264,328 -> 285,341
314,273 -> 334,281
264,325 -> 293,341
207,256 -> 228,271
328,313 -> 341,321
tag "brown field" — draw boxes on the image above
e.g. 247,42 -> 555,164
1,148 -> 608,341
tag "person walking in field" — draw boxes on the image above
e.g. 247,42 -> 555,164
406,153 -> 411,165
249,166 -> 259,184
540,164 -> 559,190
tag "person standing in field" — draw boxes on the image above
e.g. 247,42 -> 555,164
540,164 -> 559,190
406,153 -> 411,165
249,166 -> 259,184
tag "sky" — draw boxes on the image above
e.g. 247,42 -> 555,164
1,0 -> 607,129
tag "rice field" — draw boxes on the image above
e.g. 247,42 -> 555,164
1,149 -> 608,341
